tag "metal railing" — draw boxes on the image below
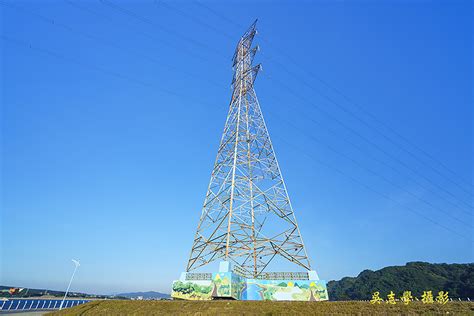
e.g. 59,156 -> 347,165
256,272 -> 309,280
185,273 -> 212,281
231,264 -> 310,280
0,299 -> 89,311
232,265 -> 248,278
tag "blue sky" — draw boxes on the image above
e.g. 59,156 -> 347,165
1,0 -> 472,295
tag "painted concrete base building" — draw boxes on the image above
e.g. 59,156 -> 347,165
171,21 -> 328,301
172,262 -> 328,301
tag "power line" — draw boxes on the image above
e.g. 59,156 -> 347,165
9,0 -> 468,216
4,2 -> 472,240
264,108 -> 473,229
194,0 -> 245,30
88,1 -> 474,232
64,0 -> 212,64
2,35 -> 151,90
98,0 -> 229,59
271,134 -> 472,243
3,33 -> 471,242
0,0 -> 226,91
261,37 -> 474,190
193,0 -> 473,198
154,0 -> 235,42
157,0 -> 473,210
259,81 -> 472,217
262,71 -> 473,211
261,54 -> 474,198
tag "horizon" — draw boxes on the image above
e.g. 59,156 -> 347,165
2,261 -> 473,296
1,0 -> 472,295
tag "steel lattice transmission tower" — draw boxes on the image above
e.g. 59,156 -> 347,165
187,21 -> 312,279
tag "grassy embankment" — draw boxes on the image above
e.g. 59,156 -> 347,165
49,300 -> 474,315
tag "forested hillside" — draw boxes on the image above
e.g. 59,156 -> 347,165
327,262 -> 473,301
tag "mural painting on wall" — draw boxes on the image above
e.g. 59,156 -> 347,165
171,280 -> 212,300
231,273 -> 246,299
172,273 -> 329,301
243,280 -> 328,301
211,273 -> 230,297
211,272 -> 246,299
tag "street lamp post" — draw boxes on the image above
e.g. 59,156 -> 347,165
59,259 -> 80,310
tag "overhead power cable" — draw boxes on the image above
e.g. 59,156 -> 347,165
260,37 -> 474,191
71,0 -> 474,229
258,78 -> 472,216
262,72 -> 473,211
98,0 -> 229,59
22,0 -> 464,216
264,108 -> 473,229
192,0 -> 474,198
0,0 -> 226,90
2,34 -> 471,242
156,0 -> 473,210
272,134 -> 472,243
155,0 -> 235,42
64,0 -> 212,64
261,54 -> 474,199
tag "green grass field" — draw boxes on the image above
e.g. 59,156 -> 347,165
49,300 -> 474,315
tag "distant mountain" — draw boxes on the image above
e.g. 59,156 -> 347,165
327,262 -> 474,301
0,285 -> 112,299
116,291 -> 170,299
4,262 -> 471,301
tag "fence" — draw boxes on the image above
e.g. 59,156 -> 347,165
0,299 -> 90,311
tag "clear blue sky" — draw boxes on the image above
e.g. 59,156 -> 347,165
1,0 -> 472,295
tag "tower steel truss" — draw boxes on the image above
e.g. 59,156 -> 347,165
186,21 -> 312,278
